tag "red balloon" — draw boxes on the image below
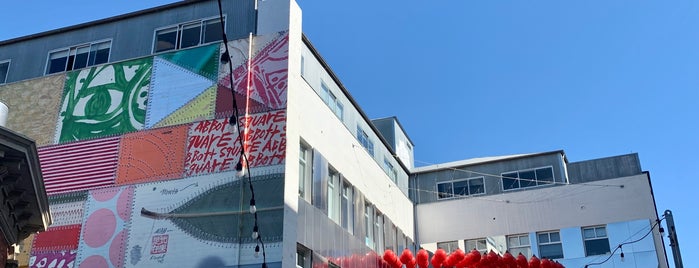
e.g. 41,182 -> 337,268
516,253 -> 528,268
431,249 -> 447,268
400,249 -> 414,267
528,255 -> 540,268
416,249 -> 429,268
503,252 -> 516,268
540,258 -> 552,268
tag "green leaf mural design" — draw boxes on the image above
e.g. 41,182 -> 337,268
57,58 -> 152,143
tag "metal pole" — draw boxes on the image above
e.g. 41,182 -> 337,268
664,210 -> 683,268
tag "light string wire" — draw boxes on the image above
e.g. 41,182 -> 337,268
583,216 -> 665,268
216,0 -> 267,267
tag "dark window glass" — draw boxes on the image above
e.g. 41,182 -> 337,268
584,238 -> 611,256
203,19 -> 224,43
519,170 -> 536,188
180,23 -> 201,49
502,172 -> 519,190
73,47 -> 89,70
0,61 -> 9,84
453,180 -> 468,196
540,244 -> 564,259
48,57 -> 68,74
93,48 -> 110,65
155,27 -> 178,52
469,178 -> 485,194
437,183 -> 453,199
536,167 -> 554,185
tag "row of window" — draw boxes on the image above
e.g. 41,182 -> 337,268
299,143 -> 407,253
437,226 -> 610,260
502,166 -> 555,191
437,177 -> 485,199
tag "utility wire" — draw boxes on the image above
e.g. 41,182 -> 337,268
584,216 -> 665,267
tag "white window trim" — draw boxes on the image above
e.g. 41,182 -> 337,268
151,15 -> 226,54
0,60 -> 10,84
582,225 -> 610,256
537,231 -> 563,259
464,238 -> 488,253
501,165 -> 556,192
436,176 -> 486,200
44,39 -> 113,75
507,234 -> 531,257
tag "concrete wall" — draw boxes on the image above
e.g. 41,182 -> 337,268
568,153 -> 642,184
415,174 -> 666,267
0,0 -> 256,83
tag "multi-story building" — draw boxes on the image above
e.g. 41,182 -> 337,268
410,151 -> 668,268
0,0 -> 414,267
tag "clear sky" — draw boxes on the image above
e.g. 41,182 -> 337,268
2,1 -> 697,267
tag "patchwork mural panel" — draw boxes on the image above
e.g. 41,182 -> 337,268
56,58 -> 152,143
115,125 -> 188,185
0,74 -> 64,146
185,110 -> 286,176
75,186 -> 134,268
217,31 -> 289,116
38,137 -> 120,195
126,169 -> 283,267
29,251 -> 77,268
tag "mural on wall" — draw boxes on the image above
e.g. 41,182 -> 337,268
115,125 -> 188,185
125,169 -> 283,268
0,74 -> 64,146
75,186 -> 134,268
38,136 -> 120,195
146,44 -> 219,128
55,58 -> 152,143
29,192 -> 87,267
29,251 -> 77,268
185,110 -> 286,177
217,31 -> 289,116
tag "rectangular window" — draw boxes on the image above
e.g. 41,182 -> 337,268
437,177 -> 485,199
320,82 -> 343,120
300,55 -> 306,77
298,143 -> 312,202
437,241 -> 459,253
153,17 -> 224,53
375,211 -> 384,252
357,126 -> 374,156
583,226 -> 610,256
0,60 -> 9,84
296,245 -> 310,268
365,203 -> 374,248
383,158 -> 397,183
501,166 -> 555,191
46,40 -> 111,74
341,182 -> 354,234
465,238 -> 488,254
538,231 -> 563,259
507,234 -> 531,258
327,168 -> 340,224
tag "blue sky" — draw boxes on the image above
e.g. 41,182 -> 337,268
2,1 -> 697,267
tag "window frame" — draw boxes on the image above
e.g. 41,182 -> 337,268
298,142 -> 312,202
364,202 -> 375,249
356,126 -> 374,156
582,226 -> 611,256
507,234 -> 531,258
437,241 -> 459,253
151,16 -> 226,54
327,167 -> 340,224
320,82 -> 344,120
296,244 -> 311,268
340,181 -> 354,234
537,231 -> 564,259
44,39 -> 112,75
501,166 -> 555,192
464,238 -> 488,254
436,176 -> 486,200
383,157 -> 397,183
0,60 -> 10,84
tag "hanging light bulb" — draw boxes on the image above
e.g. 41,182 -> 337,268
235,158 -> 246,177
254,244 -> 260,257
252,225 -> 259,239
249,199 -> 257,214
620,251 -> 625,262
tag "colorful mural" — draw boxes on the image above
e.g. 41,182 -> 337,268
56,58 -> 152,143
20,30 -> 290,268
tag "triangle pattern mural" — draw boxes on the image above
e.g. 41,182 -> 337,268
153,85 -> 217,128
159,44 -> 219,81
146,57 -> 215,129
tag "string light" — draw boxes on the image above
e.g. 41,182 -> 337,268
249,199 -> 257,214
585,216 -> 665,267
252,224 -> 259,239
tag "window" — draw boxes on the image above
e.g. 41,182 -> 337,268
583,226 -> 610,256
299,143 -> 312,201
501,166 -> 555,191
341,181 -> 354,234
465,238 -> 488,254
328,168 -> 340,224
437,241 -> 459,253
46,40 -> 111,74
357,126 -> 374,156
507,234 -> 531,258
365,203 -> 374,248
383,158 -> 397,183
300,55 -> 306,77
375,211 -> 384,252
0,60 -> 9,84
153,17 -> 224,53
320,83 -> 343,120
296,245 -> 310,268
437,177 -> 485,199
538,231 -> 563,259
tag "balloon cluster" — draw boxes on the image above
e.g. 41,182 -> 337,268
381,249 -> 565,268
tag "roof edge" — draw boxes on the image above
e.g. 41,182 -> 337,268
412,150 -> 566,173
